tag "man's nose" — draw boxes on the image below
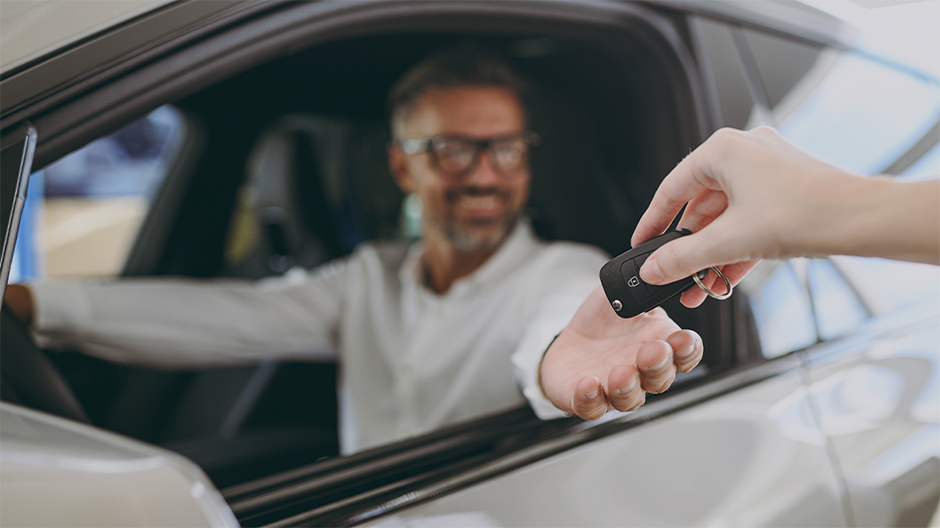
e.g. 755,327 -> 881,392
464,150 -> 502,185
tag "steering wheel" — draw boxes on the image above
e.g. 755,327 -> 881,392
1,305 -> 89,423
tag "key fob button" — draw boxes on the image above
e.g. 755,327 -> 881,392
620,258 -> 652,302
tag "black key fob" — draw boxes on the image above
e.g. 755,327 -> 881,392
600,228 -> 707,318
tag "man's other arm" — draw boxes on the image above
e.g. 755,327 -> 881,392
3,265 -> 349,368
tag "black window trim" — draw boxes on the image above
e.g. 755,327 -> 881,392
10,0 -> 712,172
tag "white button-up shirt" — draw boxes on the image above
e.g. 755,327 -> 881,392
31,221 -> 608,453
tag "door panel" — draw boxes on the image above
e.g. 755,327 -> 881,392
804,311 -> 940,527
373,370 -> 846,527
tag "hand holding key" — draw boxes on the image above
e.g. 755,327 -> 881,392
633,128 -> 859,307
600,228 -> 730,318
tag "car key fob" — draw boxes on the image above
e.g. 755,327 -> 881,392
599,228 -> 707,318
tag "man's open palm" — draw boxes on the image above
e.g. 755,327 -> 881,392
540,286 -> 703,420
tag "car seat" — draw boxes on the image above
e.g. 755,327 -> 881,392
225,115 -> 400,279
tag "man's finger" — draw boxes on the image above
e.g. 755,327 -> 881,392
571,375 -> 608,421
607,364 -> 645,412
636,340 -> 676,394
666,329 -> 703,373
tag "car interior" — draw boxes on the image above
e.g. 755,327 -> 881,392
1,27 -> 763,491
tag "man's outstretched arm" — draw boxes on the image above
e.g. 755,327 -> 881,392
539,285 -> 703,420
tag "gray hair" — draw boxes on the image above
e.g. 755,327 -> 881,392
388,45 -> 530,138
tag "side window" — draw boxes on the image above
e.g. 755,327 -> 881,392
897,143 -> 940,182
806,259 -> 869,340
689,17 -> 757,129
740,29 -> 824,112
10,106 -> 185,281
767,48 -> 940,175
739,260 -> 817,358
700,22 -> 940,176
742,257 -> 880,359
833,256 -> 940,315
690,18 -> 825,130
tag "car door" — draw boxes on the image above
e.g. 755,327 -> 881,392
366,361 -> 847,527
726,17 -> 940,528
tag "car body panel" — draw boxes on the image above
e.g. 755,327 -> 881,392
804,305 -> 940,527
0,0 -> 853,134
0,402 -> 238,527
0,0 -> 853,78
366,368 -> 847,527
0,0 -> 173,74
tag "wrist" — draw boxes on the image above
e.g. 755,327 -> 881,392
4,284 -> 35,326
796,171 -> 871,258
537,333 -> 561,397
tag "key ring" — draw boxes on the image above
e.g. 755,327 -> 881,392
692,266 -> 733,300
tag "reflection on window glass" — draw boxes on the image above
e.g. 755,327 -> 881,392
774,52 -> 940,175
740,260 -> 817,358
807,259 -> 869,340
899,143 -> 940,181
835,256 -> 940,315
743,29 -> 823,110
9,105 -> 184,281
690,17 -> 757,129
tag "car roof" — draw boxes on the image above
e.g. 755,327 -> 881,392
0,0 -> 174,75
0,0 -> 850,77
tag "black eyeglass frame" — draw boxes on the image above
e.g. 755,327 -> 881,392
396,131 -> 541,178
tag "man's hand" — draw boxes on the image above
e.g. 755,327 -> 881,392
540,285 -> 702,420
4,284 -> 35,326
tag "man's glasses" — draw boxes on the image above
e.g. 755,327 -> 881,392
398,131 -> 541,178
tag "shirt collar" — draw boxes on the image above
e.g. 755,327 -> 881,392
399,218 -> 544,298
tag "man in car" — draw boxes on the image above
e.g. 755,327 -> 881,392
4,46 -> 702,453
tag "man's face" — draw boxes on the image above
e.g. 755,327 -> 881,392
390,86 -> 531,253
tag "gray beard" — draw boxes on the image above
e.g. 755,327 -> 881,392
439,211 -> 521,252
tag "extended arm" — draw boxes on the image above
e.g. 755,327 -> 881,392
632,127 -> 939,307
3,268 -> 345,368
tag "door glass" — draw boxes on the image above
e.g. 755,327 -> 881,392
834,256 -> 940,315
689,17 -> 758,129
741,29 -> 824,111
771,50 -> 940,175
898,143 -> 940,181
9,105 -> 185,281
807,259 -> 869,340
739,260 -> 818,358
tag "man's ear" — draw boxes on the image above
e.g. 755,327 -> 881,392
388,144 -> 414,194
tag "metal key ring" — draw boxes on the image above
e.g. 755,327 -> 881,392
692,266 -> 733,300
